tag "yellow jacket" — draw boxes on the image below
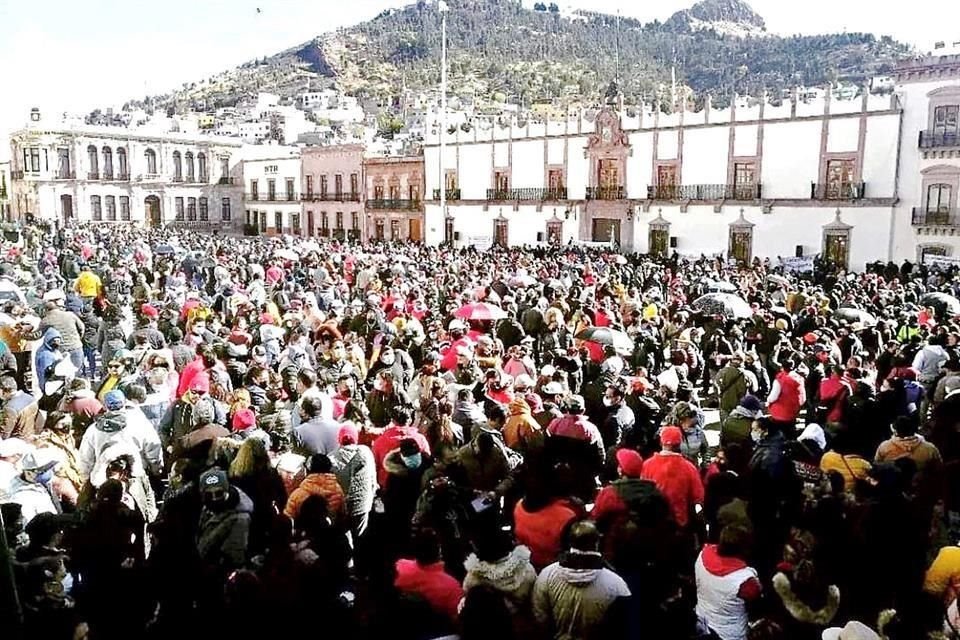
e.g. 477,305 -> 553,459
75,271 -> 102,298
925,546 -> 960,602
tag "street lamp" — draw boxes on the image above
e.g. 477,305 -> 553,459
438,0 -> 449,231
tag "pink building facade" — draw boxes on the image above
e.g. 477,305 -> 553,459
301,144 -> 364,240
363,155 -> 425,242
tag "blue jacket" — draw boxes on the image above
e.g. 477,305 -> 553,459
34,328 -> 63,390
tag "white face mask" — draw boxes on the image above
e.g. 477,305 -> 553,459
380,354 -> 395,366
751,429 -> 763,443
603,397 -> 616,408
192,324 -> 205,335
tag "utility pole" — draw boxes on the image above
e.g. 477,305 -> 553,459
438,0 -> 449,236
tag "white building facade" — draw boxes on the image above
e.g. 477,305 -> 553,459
8,122 -> 243,231
242,155 -> 304,236
423,88 -> 903,269
895,53 -> 960,265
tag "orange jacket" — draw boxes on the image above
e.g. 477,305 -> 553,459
284,473 -> 345,521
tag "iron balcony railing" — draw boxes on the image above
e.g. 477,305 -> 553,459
647,184 -> 763,200
912,208 -> 960,226
244,193 -> 261,201
116,173 -> 130,181
368,199 -> 421,210
434,188 -> 462,201
172,176 -> 184,183
919,130 -> 960,149
286,193 -> 299,202
102,171 -> 114,180
810,182 -> 866,200
306,193 -> 361,202
486,188 -> 567,201
218,177 -> 236,185
88,172 -> 99,180
11,171 -> 24,180
184,176 -> 195,184
266,193 -> 277,201
56,171 -> 76,180
585,186 -> 625,200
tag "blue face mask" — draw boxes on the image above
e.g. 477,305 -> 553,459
400,453 -> 422,469
36,469 -> 55,485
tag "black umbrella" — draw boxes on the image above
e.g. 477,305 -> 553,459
833,307 -> 877,326
692,293 -> 753,319
575,326 -> 634,355
920,292 -> 960,317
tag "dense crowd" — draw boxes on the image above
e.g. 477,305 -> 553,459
2,222 -> 960,639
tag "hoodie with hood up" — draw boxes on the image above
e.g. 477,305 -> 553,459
532,550 -> 631,640
463,545 -> 537,613
78,407 -> 163,481
503,397 -> 544,454
34,328 -> 63,390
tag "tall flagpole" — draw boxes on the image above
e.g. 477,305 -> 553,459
438,0 -> 449,239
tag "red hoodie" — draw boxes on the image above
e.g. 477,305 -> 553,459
640,452 -> 704,528
394,559 -> 463,622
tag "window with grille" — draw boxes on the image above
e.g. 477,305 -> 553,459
120,196 -> 130,221
90,196 -> 102,221
187,197 -> 197,221
199,197 -> 208,221
275,211 -> 282,230
175,197 -> 184,221
221,198 -> 231,221
105,196 -> 116,221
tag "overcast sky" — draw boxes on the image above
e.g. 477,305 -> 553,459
2,0 -> 958,139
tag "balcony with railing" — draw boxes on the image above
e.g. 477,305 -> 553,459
286,193 -> 299,202
55,171 -> 76,180
919,130 -> 960,149
585,186 -> 625,200
647,184 -> 763,200
305,192 -> 362,202
172,176 -> 184,183
368,199 -> 421,210
912,208 -> 960,226
486,188 -> 567,201
244,193 -> 261,201
88,172 -> 99,180
102,172 -> 114,180
434,188 -> 462,201
810,182 -> 866,200
219,177 -> 236,185
11,171 -> 24,181
116,173 -> 130,181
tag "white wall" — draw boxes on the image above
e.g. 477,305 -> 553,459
826,118 -> 860,153
657,130 -> 679,160
459,144 -> 491,199
761,120 -> 822,198
566,137 -> 589,199
425,203 -> 577,247
682,127 -> 729,185
733,125 -> 758,157
862,114 -> 900,198
627,131 -> 654,198
512,140 -> 543,188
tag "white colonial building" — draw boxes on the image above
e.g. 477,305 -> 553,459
8,116 -> 243,231
242,152 -> 304,236
895,51 -> 960,265
422,52 -> 960,269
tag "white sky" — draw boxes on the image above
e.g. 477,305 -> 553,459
2,0 -> 957,142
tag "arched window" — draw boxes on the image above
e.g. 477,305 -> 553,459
172,151 -> 182,181
185,152 -> 195,182
102,146 -> 113,179
197,153 -> 207,182
87,145 -> 99,178
117,148 -> 128,178
144,149 -> 157,175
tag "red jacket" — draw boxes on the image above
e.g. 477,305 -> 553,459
818,375 -> 850,423
372,426 -> 432,486
514,499 -> 578,570
394,559 -> 463,622
640,452 -> 704,528
769,371 -> 802,423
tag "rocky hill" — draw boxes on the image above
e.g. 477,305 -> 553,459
122,0 -> 910,116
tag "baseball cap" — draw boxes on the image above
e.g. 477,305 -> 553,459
615,448 -> 644,478
21,448 -> 60,473
821,621 -> 880,640
338,422 -> 360,445
659,426 -> 683,447
104,390 -> 126,411
542,381 -> 564,395
231,408 -> 256,432
565,394 -> 585,413
42,289 -> 65,303
199,469 -> 229,493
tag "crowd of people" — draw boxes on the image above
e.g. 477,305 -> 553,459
1,221 -> 960,639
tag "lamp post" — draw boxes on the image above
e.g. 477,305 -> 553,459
438,0 -> 449,238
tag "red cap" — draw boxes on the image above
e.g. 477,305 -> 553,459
615,448 -> 644,478
231,408 -> 256,432
141,303 -> 159,318
189,372 -> 210,394
259,313 -> 274,325
660,426 -> 683,447
338,422 -> 359,445
803,332 -> 819,345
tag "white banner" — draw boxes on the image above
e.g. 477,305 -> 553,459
779,255 -> 815,273
924,255 -> 960,269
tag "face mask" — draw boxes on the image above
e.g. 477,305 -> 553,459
192,324 -> 205,335
751,429 -> 763,443
603,397 -> 616,408
36,469 -> 55,485
380,354 -> 395,366
400,453 -> 422,469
